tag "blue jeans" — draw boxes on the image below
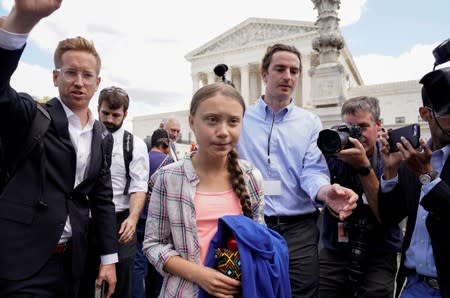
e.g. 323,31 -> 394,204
400,274 -> 441,298
132,219 -> 162,298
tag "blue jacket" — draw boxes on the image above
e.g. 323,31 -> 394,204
200,215 -> 291,298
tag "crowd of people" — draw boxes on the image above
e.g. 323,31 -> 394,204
0,1 -> 449,298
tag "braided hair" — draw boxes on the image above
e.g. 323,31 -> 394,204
227,149 -> 252,218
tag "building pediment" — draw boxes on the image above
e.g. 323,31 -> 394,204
185,18 -> 317,59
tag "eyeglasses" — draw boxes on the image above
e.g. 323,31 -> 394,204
436,114 -> 450,120
55,68 -> 97,85
426,107 -> 450,119
100,86 -> 129,98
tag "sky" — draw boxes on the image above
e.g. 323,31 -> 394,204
1,0 -> 450,130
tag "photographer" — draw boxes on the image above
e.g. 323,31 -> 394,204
378,67 -> 450,297
319,96 -> 403,297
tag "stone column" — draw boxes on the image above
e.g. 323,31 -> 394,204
309,0 -> 347,108
240,64 -> 250,105
191,73 -> 200,94
302,54 -> 311,107
229,68 -> 234,85
311,0 -> 344,65
207,72 -> 216,85
249,66 -> 261,105
233,69 -> 241,93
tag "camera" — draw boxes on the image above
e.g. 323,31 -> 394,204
344,210 -> 374,289
317,123 -> 362,154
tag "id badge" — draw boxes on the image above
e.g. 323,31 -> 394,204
262,180 -> 281,196
337,222 -> 348,243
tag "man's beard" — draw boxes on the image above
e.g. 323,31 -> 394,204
105,121 -> 124,133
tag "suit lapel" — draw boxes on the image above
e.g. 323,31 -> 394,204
75,120 -> 107,190
441,154 -> 450,183
45,98 -> 75,152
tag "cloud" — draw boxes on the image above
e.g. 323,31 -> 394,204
10,62 -> 56,97
354,43 -> 439,85
0,0 -> 384,122
340,0 -> 368,26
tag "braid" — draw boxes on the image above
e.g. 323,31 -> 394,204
227,150 -> 252,218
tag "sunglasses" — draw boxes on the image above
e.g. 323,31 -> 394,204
100,86 -> 129,98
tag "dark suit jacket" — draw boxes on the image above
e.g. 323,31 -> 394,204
0,46 -> 118,281
378,151 -> 450,297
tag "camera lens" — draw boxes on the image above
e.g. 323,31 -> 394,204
317,129 -> 347,154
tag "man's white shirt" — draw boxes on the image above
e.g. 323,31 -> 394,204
110,128 -> 149,212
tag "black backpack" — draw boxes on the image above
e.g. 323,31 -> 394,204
0,104 -> 51,193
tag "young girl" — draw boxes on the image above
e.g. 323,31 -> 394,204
143,83 -> 265,297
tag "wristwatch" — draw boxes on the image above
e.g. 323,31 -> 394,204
419,170 -> 438,185
356,165 -> 373,176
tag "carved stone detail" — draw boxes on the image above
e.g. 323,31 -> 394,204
193,23 -> 315,57
311,0 -> 344,64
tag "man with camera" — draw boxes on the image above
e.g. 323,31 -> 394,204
318,96 -> 402,297
378,67 -> 450,297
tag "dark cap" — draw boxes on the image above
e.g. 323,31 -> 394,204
151,129 -> 169,148
419,67 -> 450,116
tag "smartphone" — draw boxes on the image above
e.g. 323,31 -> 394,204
388,123 -> 420,152
100,281 -> 107,298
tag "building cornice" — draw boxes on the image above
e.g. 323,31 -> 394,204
348,80 -> 421,97
185,17 -> 317,61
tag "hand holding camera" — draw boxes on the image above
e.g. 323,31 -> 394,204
317,123 -> 363,155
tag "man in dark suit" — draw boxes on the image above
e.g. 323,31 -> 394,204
378,67 -> 450,297
0,1 -> 118,297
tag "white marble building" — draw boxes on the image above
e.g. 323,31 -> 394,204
133,17 -> 429,153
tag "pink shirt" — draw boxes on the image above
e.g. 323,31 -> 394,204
194,189 -> 242,264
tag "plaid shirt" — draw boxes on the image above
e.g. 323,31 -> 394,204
143,154 -> 265,297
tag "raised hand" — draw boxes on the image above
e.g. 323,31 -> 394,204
2,0 -> 62,33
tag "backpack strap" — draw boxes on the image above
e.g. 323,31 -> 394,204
0,103 -> 51,194
10,104 -> 51,177
123,130 -> 134,195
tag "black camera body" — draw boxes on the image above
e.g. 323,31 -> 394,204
344,210 -> 374,288
317,123 -> 362,154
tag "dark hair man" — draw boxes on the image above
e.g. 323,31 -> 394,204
0,1 -> 117,297
319,96 -> 402,297
237,43 -> 358,297
379,67 -> 450,297
79,86 -> 150,298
